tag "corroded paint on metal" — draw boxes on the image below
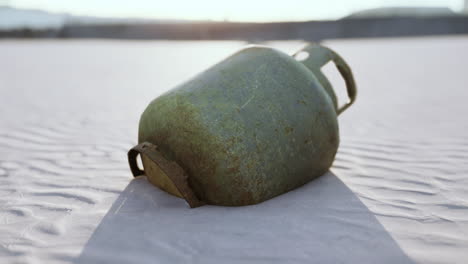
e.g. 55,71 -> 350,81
128,142 -> 204,208
131,43 -> 357,207
295,43 -> 357,115
141,153 -> 183,198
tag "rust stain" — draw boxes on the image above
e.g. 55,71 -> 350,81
284,126 -> 294,135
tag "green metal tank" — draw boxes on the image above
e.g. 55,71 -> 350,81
128,43 -> 356,208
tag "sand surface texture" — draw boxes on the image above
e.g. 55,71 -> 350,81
1,38 -> 467,264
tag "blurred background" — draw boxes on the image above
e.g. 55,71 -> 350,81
1,0 -> 468,40
2,2 -> 468,264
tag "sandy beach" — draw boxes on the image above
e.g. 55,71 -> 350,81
1,37 -> 467,263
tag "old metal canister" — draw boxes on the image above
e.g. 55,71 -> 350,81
128,43 -> 356,208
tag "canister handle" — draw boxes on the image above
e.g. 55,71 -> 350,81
128,142 -> 204,208
294,43 -> 357,115
128,144 -> 145,177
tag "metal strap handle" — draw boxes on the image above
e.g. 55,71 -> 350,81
128,144 -> 145,177
128,142 -> 204,208
295,43 -> 357,115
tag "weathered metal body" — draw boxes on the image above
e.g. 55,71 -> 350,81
128,43 -> 356,207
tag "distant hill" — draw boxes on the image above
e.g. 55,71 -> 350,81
0,6 -> 67,29
346,7 -> 458,19
1,5 -> 468,40
0,6 -> 187,30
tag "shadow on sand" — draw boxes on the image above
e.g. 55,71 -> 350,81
75,172 -> 414,264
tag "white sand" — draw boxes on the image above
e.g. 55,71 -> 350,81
1,37 -> 467,264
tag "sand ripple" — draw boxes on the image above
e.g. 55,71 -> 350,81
1,38 -> 468,263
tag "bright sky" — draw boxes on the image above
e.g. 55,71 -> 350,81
6,0 -> 465,21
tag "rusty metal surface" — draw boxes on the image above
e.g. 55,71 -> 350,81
128,142 -> 204,208
132,43 -> 357,207
294,43 -> 357,114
